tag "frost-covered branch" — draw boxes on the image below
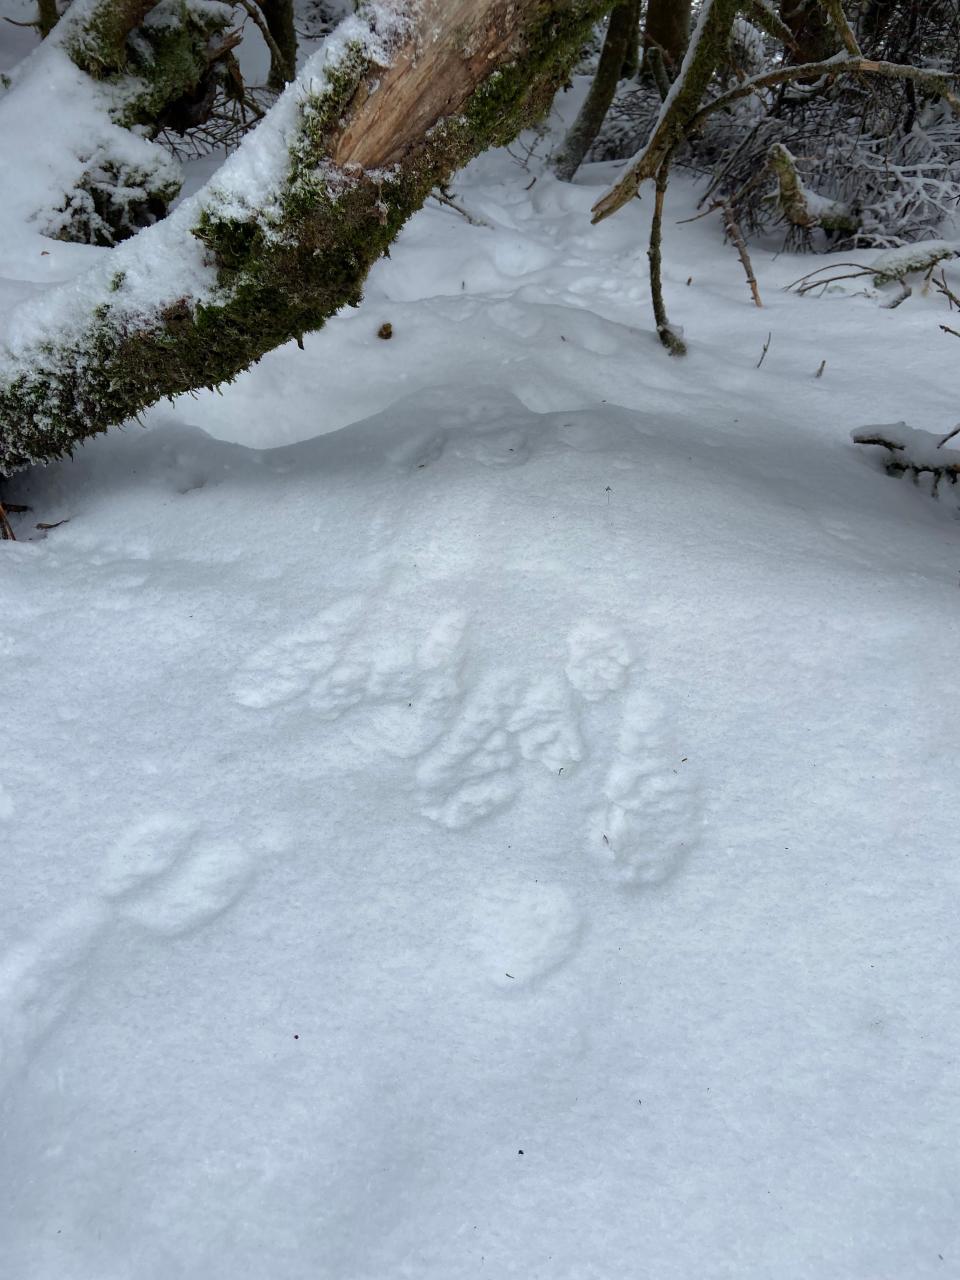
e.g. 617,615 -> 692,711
689,55 -> 960,130
0,0 -> 611,475
768,141 -> 857,233
592,26 -> 960,225
853,423 -> 960,497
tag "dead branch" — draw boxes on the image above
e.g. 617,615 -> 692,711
649,152 -> 686,355
720,200 -> 762,306
236,0 -> 286,84
0,501 -> 15,540
756,330 -> 772,368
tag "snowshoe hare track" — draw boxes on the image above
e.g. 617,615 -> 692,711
233,603 -> 701,882
590,688 -> 700,888
100,814 -> 253,936
467,880 -> 583,990
0,903 -> 107,1090
565,620 -> 632,702
0,816 -> 256,1092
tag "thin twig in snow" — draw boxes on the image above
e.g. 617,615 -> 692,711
720,201 -> 762,306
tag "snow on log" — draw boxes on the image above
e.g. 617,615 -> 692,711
0,0 -> 612,475
852,422 -> 960,496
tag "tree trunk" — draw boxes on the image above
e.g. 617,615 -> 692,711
0,0 -> 612,475
592,0 -> 742,221
37,0 -> 59,38
0,0 -> 240,247
620,0 -> 641,77
643,0 -> 692,75
780,0 -> 839,67
554,0 -> 640,180
256,0 -> 298,90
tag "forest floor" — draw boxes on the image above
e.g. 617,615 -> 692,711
2,66 -> 960,1280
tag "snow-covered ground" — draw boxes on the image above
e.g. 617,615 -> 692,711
3,57 -> 960,1280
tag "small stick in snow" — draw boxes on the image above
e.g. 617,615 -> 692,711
882,280 -> 912,310
936,423 -> 960,449
939,323 -> 960,340
756,331 -> 772,369
720,200 -> 762,307
935,270 -> 960,310
815,359 -> 826,377
784,262 -> 873,293
0,502 -> 16,541
430,187 -> 493,228
649,153 -> 687,357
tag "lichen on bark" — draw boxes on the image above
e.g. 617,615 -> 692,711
768,141 -> 858,234
553,0 -> 641,181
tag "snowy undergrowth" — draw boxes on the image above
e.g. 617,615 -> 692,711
2,123 -> 960,1279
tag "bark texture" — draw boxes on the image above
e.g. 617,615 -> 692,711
37,0 -> 59,38
554,0 -> 640,180
592,0 -> 741,221
256,0 -> 298,89
0,0 -> 612,474
767,141 -> 858,232
643,0 -> 691,73
780,0 -> 839,67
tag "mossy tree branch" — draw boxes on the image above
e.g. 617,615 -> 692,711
741,0 -> 795,48
2,1 -> 242,246
767,140 -> 857,232
688,54 -> 960,127
0,0 -> 613,475
65,0 -> 162,78
648,150 -> 687,355
817,0 -> 860,56
554,0 -> 640,181
591,0 -> 742,222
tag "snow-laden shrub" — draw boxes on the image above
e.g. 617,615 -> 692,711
591,0 -> 960,250
45,147 -> 182,247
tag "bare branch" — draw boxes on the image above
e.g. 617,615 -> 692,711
817,0 -> 861,56
648,151 -> 687,355
720,200 -> 762,306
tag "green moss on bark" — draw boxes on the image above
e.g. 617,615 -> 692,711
1,1 -> 613,474
553,1 -> 640,181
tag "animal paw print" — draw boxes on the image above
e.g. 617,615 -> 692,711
0,902 -> 107,1091
232,596 -> 366,710
590,688 -> 699,887
415,671 -> 522,829
100,814 -> 252,937
564,622 -> 632,702
466,880 -> 583,990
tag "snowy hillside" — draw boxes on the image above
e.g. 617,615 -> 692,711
2,82 -> 960,1280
